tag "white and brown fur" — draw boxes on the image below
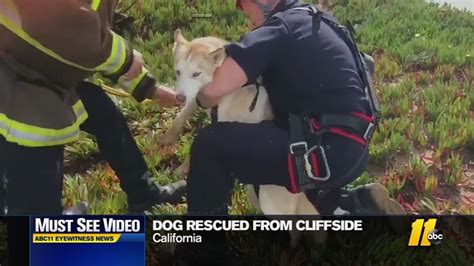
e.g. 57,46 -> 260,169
159,30 -> 326,247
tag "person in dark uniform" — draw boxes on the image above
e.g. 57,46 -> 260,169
186,0 -> 406,216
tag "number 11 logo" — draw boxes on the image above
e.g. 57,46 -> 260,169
408,218 -> 440,246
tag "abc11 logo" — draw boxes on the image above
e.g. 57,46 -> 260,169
408,218 -> 443,246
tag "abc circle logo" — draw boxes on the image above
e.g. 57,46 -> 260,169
427,229 -> 443,245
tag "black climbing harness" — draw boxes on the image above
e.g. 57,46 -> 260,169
273,5 -> 381,193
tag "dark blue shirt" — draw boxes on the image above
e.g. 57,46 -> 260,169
225,2 -> 370,127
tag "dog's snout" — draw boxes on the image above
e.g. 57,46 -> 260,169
176,94 -> 187,104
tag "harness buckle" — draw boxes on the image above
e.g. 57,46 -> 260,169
303,145 -> 331,181
289,141 -> 308,155
363,122 -> 375,140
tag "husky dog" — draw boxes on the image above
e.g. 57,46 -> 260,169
160,30 -> 326,247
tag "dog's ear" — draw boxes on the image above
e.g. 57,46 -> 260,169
208,47 -> 226,66
173,29 -> 188,54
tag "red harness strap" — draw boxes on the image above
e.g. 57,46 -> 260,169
287,112 -> 374,193
287,154 -> 299,193
309,112 -> 374,146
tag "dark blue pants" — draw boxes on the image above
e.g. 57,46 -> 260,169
77,82 -> 150,204
0,136 -> 64,215
186,121 -> 369,214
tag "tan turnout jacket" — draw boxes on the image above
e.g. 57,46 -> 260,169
0,0 -> 154,147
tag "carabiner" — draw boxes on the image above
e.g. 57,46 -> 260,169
303,145 -> 331,181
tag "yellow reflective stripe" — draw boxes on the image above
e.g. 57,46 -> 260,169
0,115 -> 86,147
90,0 -> 101,11
0,128 -> 77,147
129,68 -> 148,94
120,67 -> 148,94
0,15 -> 95,72
73,100 -> 85,114
73,100 -> 88,125
0,100 -> 88,147
96,32 -> 128,75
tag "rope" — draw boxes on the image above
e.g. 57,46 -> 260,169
100,83 -> 131,98
97,80 -> 151,103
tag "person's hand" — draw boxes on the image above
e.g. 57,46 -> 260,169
124,50 -> 144,81
152,84 -> 183,108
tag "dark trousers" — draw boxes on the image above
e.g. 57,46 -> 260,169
187,121 -> 369,214
0,136 -> 64,215
77,82 -> 150,204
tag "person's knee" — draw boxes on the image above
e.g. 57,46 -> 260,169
78,82 -> 126,136
78,82 -> 119,120
188,125 -> 229,190
191,125 -> 220,157
77,81 -> 108,102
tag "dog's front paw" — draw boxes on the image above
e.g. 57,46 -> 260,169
159,131 -> 180,146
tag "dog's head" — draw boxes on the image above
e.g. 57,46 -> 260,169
172,29 -> 228,104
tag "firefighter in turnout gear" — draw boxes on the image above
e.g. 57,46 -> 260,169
0,0 -> 185,214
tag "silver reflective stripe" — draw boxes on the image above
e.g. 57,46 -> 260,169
2,123 -> 80,143
109,35 -> 124,71
0,116 -> 82,145
101,33 -> 126,74
0,120 -> 7,132
0,101 -> 86,145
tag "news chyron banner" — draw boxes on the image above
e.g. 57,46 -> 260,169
3,215 -> 471,265
146,215 -> 474,265
30,216 -> 145,266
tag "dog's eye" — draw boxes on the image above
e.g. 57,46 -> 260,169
176,70 -> 181,76
192,72 -> 201,78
